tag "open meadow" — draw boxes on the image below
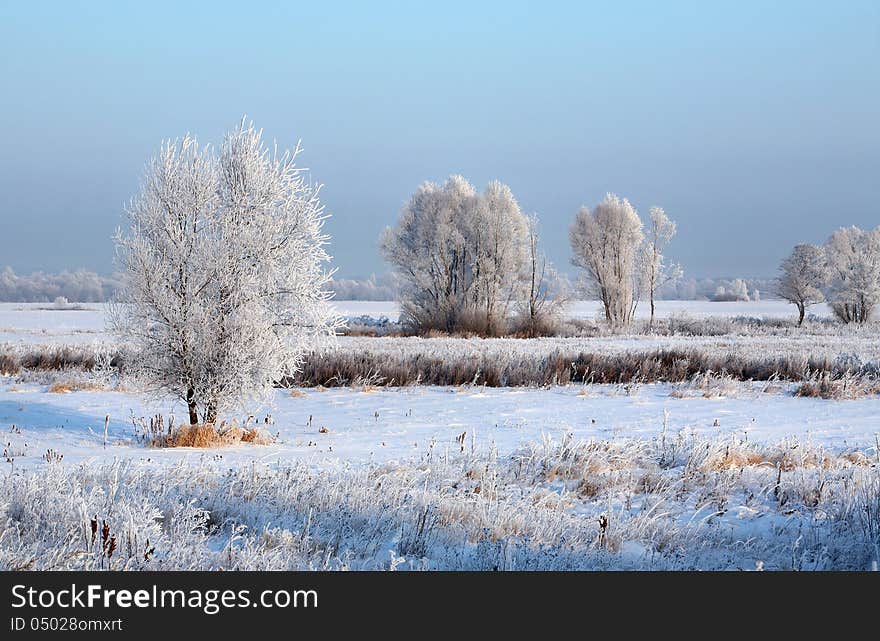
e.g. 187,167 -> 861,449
2,301 -> 879,570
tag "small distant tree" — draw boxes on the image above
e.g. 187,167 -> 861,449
516,214 -> 568,336
777,243 -> 826,326
570,193 -> 644,326
711,280 -> 750,302
640,206 -> 682,329
730,279 -> 750,302
113,121 -> 341,424
824,226 -> 880,323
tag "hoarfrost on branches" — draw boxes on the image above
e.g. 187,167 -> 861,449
824,226 -> 880,324
570,193 -> 644,326
777,243 -> 826,326
112,119 -> 342,424
640,206 -> 682,329
381,175 -> 531,335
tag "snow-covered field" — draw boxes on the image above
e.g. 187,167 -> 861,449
0,299 -> 831,344
3,381 -> 879,571
3,382 -> 878,471
1,302 -> 879,571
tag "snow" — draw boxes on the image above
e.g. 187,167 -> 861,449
0,303 -> 107,344
566,299 -> 833,319
2,304 -> 878,571
3,382 -> 877,473
0,299 -> 833,345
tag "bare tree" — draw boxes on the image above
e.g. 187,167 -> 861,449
381,175 -> 530,335
112,120 -> 341,424
516,214 -> 568,336
777,243 -> 826,326
570,193 -> 644,326
824,226 -> 880,324
640,206 -> 682,329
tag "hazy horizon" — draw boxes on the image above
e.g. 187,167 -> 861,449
1,1 -> 878,280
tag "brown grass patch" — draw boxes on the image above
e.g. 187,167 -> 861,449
48,380 -> 104,394
155,424 -> 276,448
703,446 -> 767,471
165,424 -> 236,448
240,427 -> 276,445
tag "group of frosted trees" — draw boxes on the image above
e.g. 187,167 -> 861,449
568,194 -> 681,328
119,119 -> 880,426
778,226 -> 880,325
382,183 -> 681,334
380,176 -> 563,336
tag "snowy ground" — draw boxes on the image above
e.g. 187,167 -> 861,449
2,302 -> 879,570
3,381 -> 878,472
3,380 -> 879,571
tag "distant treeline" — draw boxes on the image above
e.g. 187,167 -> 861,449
0,265 -> 778,303
328,274 -> 781,302
0,267 -> 121,302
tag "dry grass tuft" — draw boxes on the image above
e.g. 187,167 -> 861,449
240,427 -> 276,445
795,372 -> 880,399
701,444 -> 767,471
145,421 -> 277,448
47,380 -> 104,394
670,371 -> 741,399
165,424 -> 239,448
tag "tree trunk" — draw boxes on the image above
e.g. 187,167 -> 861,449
186,386 -> 199,425
649,293 -> 656,331
797,303 -> 805,327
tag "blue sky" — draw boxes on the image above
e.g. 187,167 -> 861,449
1,1 -> 877,278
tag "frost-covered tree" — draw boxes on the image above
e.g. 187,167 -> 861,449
516,214 -> 568,336
730,279 -> 750,302
777,243 -> 826,326
570,193 -> 644,326
471,181 -> 532,332
824,226 -> 880,324
112,121 -> 341,424
640,206 -> 682,329
381,175 -> 530,334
